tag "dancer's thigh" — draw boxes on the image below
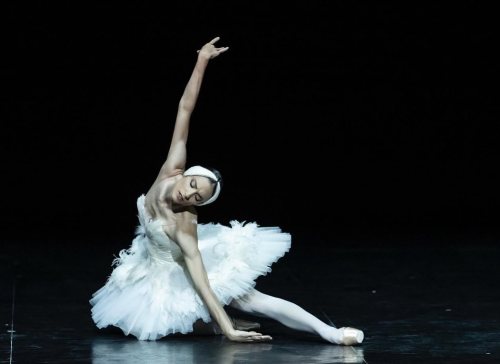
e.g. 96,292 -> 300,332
229,289 -> 268,317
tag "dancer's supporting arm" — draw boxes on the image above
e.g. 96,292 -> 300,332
171,216 -> 272,343
154,37 -> 229,182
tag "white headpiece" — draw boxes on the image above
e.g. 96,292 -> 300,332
183,165 -> 222,206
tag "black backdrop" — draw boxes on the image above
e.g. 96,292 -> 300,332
2,1 -> 498,244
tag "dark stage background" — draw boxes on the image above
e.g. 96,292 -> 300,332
2,1 -> 498,244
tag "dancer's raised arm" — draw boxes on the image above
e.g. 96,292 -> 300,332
155,37 -> 229,181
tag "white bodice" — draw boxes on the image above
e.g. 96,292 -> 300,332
136,194 -> 183,264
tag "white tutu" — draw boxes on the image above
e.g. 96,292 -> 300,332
90,194 -> 291,340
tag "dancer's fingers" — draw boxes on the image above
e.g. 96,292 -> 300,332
248,335 -> 272,342
209,36 -> 220,45
247,332 -> 272,339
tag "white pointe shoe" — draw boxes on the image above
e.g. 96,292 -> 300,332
338,327 -> 364,345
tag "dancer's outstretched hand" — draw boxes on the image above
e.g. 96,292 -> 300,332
226,329 -> 273,343
197,37 -> 229,60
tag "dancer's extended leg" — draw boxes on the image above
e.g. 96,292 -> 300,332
230,289 -> 363,345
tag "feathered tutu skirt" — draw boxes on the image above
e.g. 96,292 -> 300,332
89,195 -> 291,340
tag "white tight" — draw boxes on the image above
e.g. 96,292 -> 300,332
230,288 -> 341,343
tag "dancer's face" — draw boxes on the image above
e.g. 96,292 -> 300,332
173,176 -> 215,206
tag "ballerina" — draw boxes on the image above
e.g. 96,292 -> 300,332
90,36 -> 364,345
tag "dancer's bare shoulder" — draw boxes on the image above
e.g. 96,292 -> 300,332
144,175 -> 178,221
144,174 -> 198,239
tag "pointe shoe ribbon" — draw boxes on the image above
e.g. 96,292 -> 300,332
339,327 -> 364,346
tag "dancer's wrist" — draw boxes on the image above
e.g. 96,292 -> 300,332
224,328 -> 238,341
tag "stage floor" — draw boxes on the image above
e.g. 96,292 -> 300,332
2,232 -> 500,363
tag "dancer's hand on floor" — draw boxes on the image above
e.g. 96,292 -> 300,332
226,329 -> 272,343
